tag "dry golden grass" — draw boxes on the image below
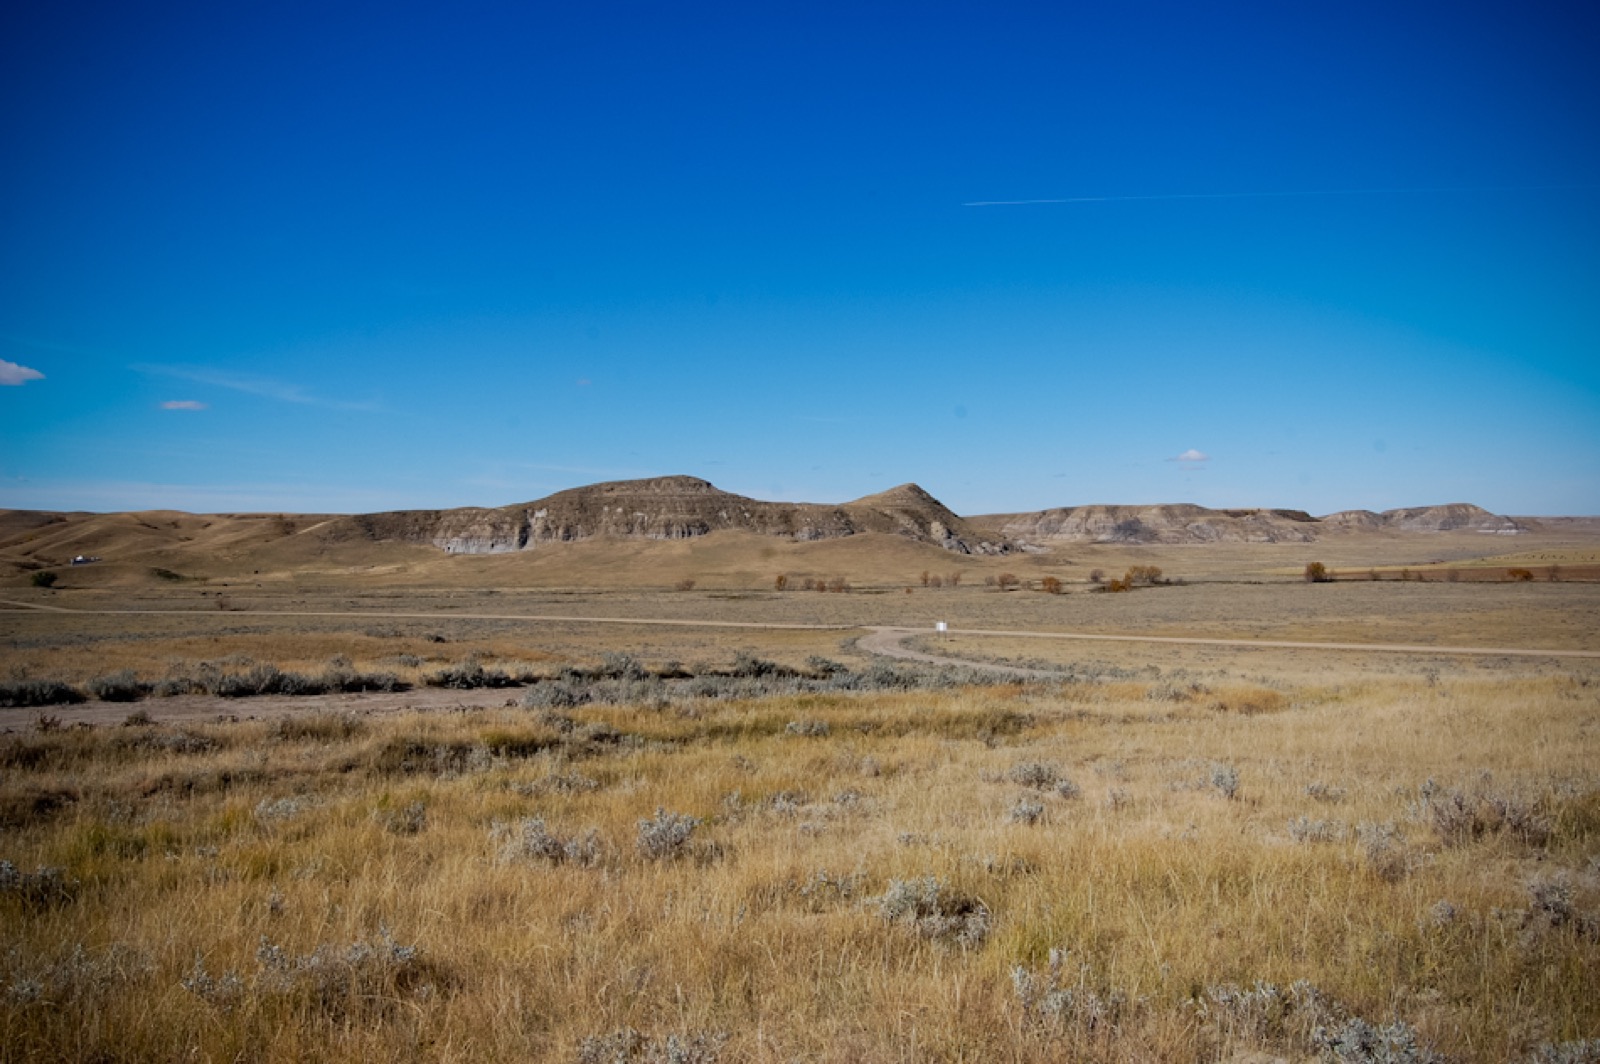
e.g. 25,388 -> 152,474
2,665 -> 1596,1062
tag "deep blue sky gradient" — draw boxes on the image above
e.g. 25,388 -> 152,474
3,1 -> 1597,515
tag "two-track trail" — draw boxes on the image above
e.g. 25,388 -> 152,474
3,598 -> 1595,727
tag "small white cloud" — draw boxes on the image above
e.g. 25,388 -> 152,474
0,359 -> 44,386
161,400 -> 208,410
1169,449 -> 1210,463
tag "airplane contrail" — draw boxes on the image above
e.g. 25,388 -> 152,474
962,183 -> 1588,206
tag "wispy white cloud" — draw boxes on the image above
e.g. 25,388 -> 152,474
160,400 -> 208,410
0,359 -> 44,386
132,363 -> 378,411
1169,449 -> 1211,465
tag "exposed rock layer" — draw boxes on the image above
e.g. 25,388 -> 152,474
985,502 -> 1522,545
346,476 -> 1011,555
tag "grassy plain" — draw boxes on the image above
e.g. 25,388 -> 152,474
3,547 -> 1599,1061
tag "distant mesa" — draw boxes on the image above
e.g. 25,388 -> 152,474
346,475 -> 1012,556
981,501 -> 1523,546
1320,503 -> 1522,536
350,481 -> 1522,555
0,478 -> 1532,580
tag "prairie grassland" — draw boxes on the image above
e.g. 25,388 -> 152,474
2,665 -> 1596,1062
6,579 -> 1598,668
0,608 -> 856,692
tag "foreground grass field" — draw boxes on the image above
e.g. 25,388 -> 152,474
2,660 -> 1597,1061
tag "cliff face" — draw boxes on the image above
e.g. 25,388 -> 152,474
345,476 -> 1010,555
987,502 -> 1521,545
341,483 -> 1526,555
991,503 -> 1321,545
1341,503 -> 1522,534
1318,504 -> 1522,534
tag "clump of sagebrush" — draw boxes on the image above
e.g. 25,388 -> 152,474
1414,778 -> 1551,847
1189,979 -> 1447,1063
1210,762 -> 1241,799
426,654 -> 514,690
0,860 -> 77,908
729,651 -> 793,679
597,652 -> 649,681
1306,780 -> 1347,803
1189,979 -> 1332,1050
179,954 -> 245,1010
250,925 -> 437,1018
522,680 -> 588,709
0,679 -> 84,708
2,942 -> 146,1008
215,664 -> 321,698
1514,874 -> 1599,942
1356,821 -> 1411,883
576,1027 -> 729,1064
86,670 -> 149,702
875,876 -> 991,948
317,656 -> 404,693
1009,797 -> 1045,825
1524,1040 -> 1600,1064
492,817 -> 602,866
1287,816 -> 1346,844
146,657 -> 402,699
1313,1015 -> 1443,1063
636,808 -> 701,861
1011,948 -> 1135,1035
1008,760 -> 1062,789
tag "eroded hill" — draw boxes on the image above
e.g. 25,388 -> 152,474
340,476 -> 1011,556
979,502 -> 1525,546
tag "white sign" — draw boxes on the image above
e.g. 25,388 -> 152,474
935,622 -> 948,633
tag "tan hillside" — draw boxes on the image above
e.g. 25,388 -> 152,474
333,475 -> 1011,557
979,501 -> 1525,545
3,477 -> 1577,591
978,502 -> 1322,545
1321,502 -> 1523,534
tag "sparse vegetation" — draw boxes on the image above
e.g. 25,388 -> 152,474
0,558 -> 1596,1061
29,570 -> 57,588
1305,561 -> 1331,583
0,661 -> 1592,1061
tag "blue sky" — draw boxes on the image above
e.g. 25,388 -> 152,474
3,1 -> 1597,516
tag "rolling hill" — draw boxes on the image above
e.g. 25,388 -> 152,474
1,476 -> 1564,589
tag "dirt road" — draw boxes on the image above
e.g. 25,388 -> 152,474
7,598 -> 1596,659
859,624 -> 1600,662
5,599 -> 1596,728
